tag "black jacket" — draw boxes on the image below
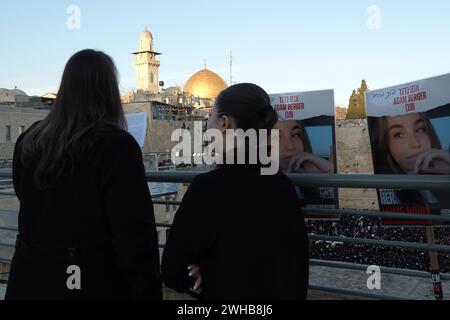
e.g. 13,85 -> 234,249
5,123 -> 162,300
162,165 -> 309,300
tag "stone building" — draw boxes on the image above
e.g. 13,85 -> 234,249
132,27 -> 161,95
0,87 -> 53,160
123,101 -> 201,154
0,105 -> 49,159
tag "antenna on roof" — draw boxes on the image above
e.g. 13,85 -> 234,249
229,50 -> 233,86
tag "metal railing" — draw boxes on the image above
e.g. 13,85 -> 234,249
1,168 -> 450,300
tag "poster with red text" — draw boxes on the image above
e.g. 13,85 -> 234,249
365,74 -> 450,226
270,90 -> 339,220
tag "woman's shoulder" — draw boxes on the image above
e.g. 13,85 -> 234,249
95,126 -> 141,155
186,168 -> 230,193
16,120 -> 42,143
13,121 -> 43,159
193,166 -> 294,188
27,120 -> 42,131
280,170 -> 297,185
98,125 -> 136,144
190,168 -> 222,186
83,121 -> 132,144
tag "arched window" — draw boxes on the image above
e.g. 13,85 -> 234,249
150,72 -> 154,84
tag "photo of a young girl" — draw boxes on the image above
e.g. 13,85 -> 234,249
275,119 -> 338,220
275,119 -> 332,174
371,112 -> 450,175
368,111 -> 450,225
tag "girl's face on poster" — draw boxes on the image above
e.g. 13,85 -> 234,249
275,120 -> 305,159
386,113 -> 432,173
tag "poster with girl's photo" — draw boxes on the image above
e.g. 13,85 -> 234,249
366,74 -> 450,226
270,90 -> 339,220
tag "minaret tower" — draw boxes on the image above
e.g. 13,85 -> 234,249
132,27 -> 161,94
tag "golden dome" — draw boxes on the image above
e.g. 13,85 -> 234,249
184,69 -> 228,99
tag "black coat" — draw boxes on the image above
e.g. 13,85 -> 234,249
162,165 -> 309,300
5,123 -> 162,300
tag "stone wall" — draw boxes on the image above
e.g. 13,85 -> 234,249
123,102 -> 197,154
0,143 -> 14,160
0,107 -> 48,143
0,196 -> 19,211
0,103 -> 199,158
335,119 -> 379,210
0,107 -> 48,159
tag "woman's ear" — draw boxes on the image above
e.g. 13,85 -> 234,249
217,115 -> 227,133
221,115 -> 236,130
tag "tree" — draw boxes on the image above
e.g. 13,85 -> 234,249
346,80 -> 368,119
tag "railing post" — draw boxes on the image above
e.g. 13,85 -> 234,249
426,226 -> 444,300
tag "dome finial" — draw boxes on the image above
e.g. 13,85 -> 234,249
140,26 -> 153,41
204,59 -> 207,70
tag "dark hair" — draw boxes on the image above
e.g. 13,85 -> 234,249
371,112 -> 441,174
294,120 -> 312,154
21,49 -> 127,190
214,83 -> 278,166
215,83 -> 278,132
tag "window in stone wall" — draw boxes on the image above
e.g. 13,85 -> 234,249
5,125 -> 11,142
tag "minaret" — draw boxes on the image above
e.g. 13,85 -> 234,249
132,27 -> 161,94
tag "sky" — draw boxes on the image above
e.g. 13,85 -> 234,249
1,0 -> 450,106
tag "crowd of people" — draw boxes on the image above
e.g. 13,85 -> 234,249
167,104 -> 197,117
307,215 -> 450,273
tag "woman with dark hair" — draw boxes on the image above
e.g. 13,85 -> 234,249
5,49 -> 162,300
370,112 -> 450,211
162,83 -> 309,300
371,112 -> 449,174
275,119 -> 336,217
275,119 -> 331,174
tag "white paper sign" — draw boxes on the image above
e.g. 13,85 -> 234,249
365,73 -> 450,117
125,112 -> 147,147
270,90 -> 335,120
148,182 -> 178,197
